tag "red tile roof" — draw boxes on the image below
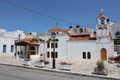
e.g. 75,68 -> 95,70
15,38 -> 39,45
68,36 -> 96,41
76,33 -> 90,36
68,37 -> 90,41
18,38 -> 39,41
49,27 -> 64,32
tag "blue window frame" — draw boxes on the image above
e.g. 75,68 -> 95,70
11,45 -> 14,52
3,45 -> 6,53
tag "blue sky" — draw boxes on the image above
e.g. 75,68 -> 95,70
0,0 -> 120,34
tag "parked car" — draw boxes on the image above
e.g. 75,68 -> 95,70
114,56 -> 120,62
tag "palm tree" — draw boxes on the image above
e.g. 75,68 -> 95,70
30,38 -> 59,60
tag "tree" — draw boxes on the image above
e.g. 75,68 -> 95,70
30,38 -> 59,60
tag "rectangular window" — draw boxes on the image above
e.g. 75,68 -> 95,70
11,45 -> 14,52
3,45 -> 6,53
80,29 -> 83,33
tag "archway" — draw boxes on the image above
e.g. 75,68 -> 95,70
101,48 -> 107,61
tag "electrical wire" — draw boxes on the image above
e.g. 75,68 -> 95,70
1,0 -> 78,25
0,0 -> 92,28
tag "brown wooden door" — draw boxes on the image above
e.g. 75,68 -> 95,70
101,48 -> 107,61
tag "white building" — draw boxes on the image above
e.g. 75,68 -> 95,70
109,21 -> 120,54
0,29 -> 25,58
15,10 -> 116,61
0,29 -> 38,58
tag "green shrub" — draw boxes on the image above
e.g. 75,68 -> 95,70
44,61 -> 49,64
109,57 -> 114,61
96,60 -> 105,71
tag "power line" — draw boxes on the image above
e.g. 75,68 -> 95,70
1,0 -> 77,25
1,0 -> 91,28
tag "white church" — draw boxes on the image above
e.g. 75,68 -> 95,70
0,10 -> 119,61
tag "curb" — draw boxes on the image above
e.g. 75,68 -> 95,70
0,63 -> 120,80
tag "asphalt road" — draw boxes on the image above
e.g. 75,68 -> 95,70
0,65 -> 115,80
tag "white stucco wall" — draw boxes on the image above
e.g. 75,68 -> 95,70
110,23 -> 120,39
0,37 -> 16,58
39,34 -> 69,60
68,40 -> 114,61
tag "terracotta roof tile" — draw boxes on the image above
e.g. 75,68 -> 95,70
76,34 -> 90,36
24,41 -> 39,45
15,38 -> 39,45
49,27 -> 64,32
18,38 -> 39,41
68,36 -> 96,41
68,37 -> 90,41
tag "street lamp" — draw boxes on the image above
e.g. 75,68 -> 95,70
51,32 -> 56,69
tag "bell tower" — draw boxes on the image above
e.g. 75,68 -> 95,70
96,9 -> 111,43
97,9 -> 109,25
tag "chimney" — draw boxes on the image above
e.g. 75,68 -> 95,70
69,26 -> 73,29
69,26 -> 74,34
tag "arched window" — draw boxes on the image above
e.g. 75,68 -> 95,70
55,43 -> 58,48
55,52 -> 58,58
87,52 -> 91,59
51,52 -> 53,58
47,52 -> 50,58
47,43 -> 50,48
3,45 -> 7,53
83,52 -> 86,59
51,43 -> 54,48
100,17 -> 105,24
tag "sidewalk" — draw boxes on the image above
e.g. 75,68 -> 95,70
0,58 -> 120,80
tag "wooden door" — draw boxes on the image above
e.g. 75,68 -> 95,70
101,48 -> 107,61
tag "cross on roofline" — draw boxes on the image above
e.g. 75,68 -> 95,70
56,22 -> 58,27
101,9 -> 103,12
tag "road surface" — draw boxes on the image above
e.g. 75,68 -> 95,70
0,65 -> 115,80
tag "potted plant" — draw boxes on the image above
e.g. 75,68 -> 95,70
44,60 -> 49,65
34,54 -> 45,68
59,61 -> 72,71
93,60 -> 108,75
108,57 -> 115,64
22,59 -> 31,66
